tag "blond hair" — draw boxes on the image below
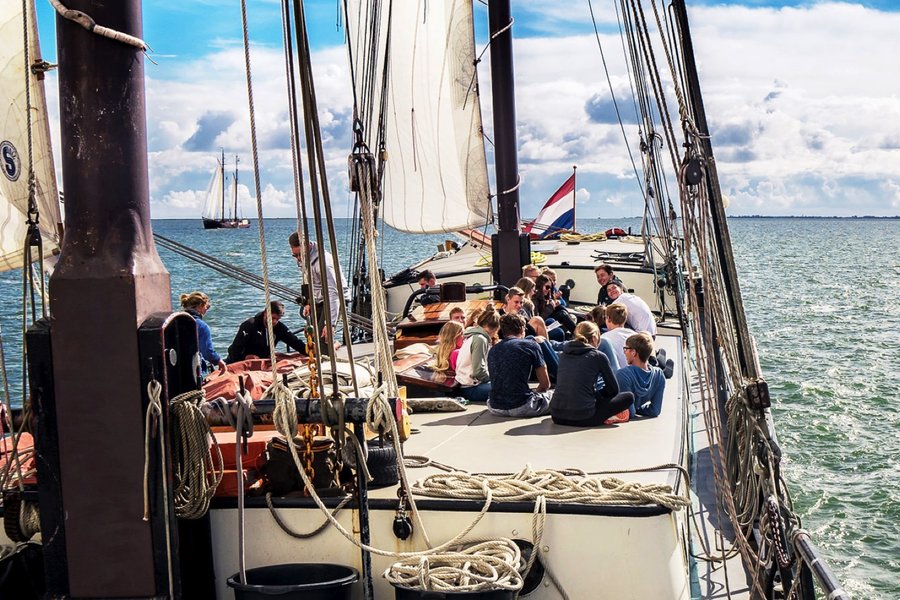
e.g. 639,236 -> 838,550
433,321 -> 464,372
180,291 -> 209,310
573,321 -> 600,345
605,303 -> 628,326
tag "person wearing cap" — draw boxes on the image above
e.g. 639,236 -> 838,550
288,231 -> 350,342
594,263 -> 624,306
607,280 -> 657,337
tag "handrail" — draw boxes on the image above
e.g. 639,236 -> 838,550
793,530 -> 850,600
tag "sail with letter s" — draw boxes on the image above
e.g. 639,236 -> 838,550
345,0 -> 492,233
0,0 -> 63,272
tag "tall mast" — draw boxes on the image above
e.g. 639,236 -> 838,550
233,154 -> 240,220
45,0 -> 173,595
220,148 -> 226,220
488,0 -> 528,285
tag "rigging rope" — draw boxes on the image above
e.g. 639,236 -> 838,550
169,389 -> 223,519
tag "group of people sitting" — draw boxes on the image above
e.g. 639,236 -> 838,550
427,263 -> 671,427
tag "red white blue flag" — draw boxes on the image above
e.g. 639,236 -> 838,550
523,173 -> 576,239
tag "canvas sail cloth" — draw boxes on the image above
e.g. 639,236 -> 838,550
523,173 -> 576,239
0,0 -> 62,272
201,158 -> 226,221
345,0 -> 491,233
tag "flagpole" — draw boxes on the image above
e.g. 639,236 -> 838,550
572,165 -> 577,233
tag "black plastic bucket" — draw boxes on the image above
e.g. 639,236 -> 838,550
392,586 -> 515,600
227,563 -> 358,600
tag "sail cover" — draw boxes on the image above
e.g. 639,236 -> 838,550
345,0 -> 492,233
0,0 -> 62,272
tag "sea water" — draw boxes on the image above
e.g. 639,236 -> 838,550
0,216 -> 897,598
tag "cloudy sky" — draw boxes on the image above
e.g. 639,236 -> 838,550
34,1 -> 900,219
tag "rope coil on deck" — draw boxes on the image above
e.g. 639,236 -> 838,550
410,465 -> 689,511
384,540 -> 524,593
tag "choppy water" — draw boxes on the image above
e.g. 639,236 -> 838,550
1,216 -> 898,597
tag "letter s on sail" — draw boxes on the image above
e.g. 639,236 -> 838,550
1,141 -> 21,182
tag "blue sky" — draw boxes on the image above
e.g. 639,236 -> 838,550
33,1 -> 900,219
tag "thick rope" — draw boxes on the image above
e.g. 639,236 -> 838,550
169,389 -> 223,519
411,465 -> 689,511
48,0 -> 149,51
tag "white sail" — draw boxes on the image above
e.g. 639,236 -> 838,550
201,159 -> 224,220
0,0 -> 62,272
346,0 -> 492,234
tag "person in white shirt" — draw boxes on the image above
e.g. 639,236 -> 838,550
600,303 -> 636,368
607,280 -> 657,337
289,232 -> 350,342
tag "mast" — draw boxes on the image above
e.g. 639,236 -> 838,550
220,148 -> 226,221
488,0 -> 528,285
233,154 -> 240,220
671,0 -> 757,380
45,0 -> 173,596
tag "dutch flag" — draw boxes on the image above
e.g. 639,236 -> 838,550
523,172 -> 576,239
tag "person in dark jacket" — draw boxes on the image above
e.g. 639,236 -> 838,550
225,301 -> 307,363
594,263 -> 624,306
551,321 -> 634,427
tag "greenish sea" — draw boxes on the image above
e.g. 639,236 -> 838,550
1,217 -> 898,598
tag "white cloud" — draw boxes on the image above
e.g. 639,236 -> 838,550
38,2 -> 900,218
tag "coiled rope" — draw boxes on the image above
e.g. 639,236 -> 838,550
410,465 -> 689,511
169,389 -> 223,519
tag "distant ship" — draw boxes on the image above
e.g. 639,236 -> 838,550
201,151 -> 250,229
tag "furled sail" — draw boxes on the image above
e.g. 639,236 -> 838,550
345,0 -> 492,234
0,0 -> 62,272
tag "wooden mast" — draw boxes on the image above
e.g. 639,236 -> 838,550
45,0 -> 173,596
488,0 -> 529,285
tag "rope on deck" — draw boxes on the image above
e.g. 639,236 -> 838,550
410,465 -> 690,511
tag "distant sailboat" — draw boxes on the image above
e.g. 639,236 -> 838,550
201,151 -> 249,229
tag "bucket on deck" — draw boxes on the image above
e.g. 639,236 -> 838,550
227,564 -> 358,600
392,586 -> 516,600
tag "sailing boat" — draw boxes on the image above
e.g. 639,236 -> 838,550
0,0 -> 63,272
201,151 -> 250,229
0,1 -> 849,599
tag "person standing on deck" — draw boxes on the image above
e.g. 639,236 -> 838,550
289,232 -> 350,342
594,263 -> 624,306
551,322 -> 634,427
616,332 -> 666,418
180,291 -> 227,376
601,303 -> 636,368
607,280 -> 657,337
225,301 -> 307,363
486,314 -> 552,418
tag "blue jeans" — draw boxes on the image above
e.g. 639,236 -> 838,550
459,381 -> 491,402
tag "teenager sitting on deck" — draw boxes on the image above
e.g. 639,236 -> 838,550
551,322 -> 634,427
455,306 -> 500,402
608,280 -> 657,337
486,314 -> 552,418
616,332 -> 666,418
601,303 -> 637,369
500,287 -> 559,380
432,321 -> 464,373
225,301 -> 307,363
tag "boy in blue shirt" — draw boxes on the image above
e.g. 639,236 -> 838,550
616,332 -> 666,418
